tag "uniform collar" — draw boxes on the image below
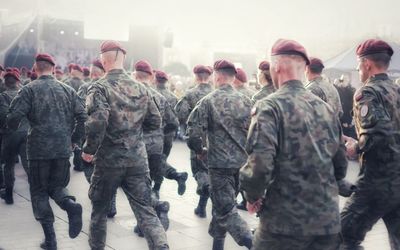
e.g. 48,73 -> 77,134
107,69 -> 125,75
218,83 -> 233,90
367,73 -> 389,83
279,80 -> 304,91
38,75 -> 55,80
262,84 -> 275,91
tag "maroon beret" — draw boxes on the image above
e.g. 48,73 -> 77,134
68,63 -> 75,72
271,39 -> 310,65
155,70 -> 168,81
4,71 -> 20,82
35,53 -> 55,66
309,57 -> 324,68
71,64 -> 83,73
135,60 -> 153,75
235,68 -> 247,83
83,67 -> 90,76
213,60 -> 237,73
258,61 -> 270,71
5,67 -> 12,72
356,39 -> 394,57
193,65 -> 213,75
91,59 -> 104,72
12,68 -> 20,74
31,72 -> 38,80
100,40 -> 126,55
0,65 -> 4,71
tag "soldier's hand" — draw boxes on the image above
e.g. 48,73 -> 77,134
247,199 -> 263,214
344,137 -> 358,158
196,147 -> 208,161
81,152 -> 94,163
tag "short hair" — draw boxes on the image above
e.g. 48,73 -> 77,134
262,70 -> 272,84
309,64 -> 324,74
195,72 -> 211,82
135,71 -> 151,81
156,78 -> 168,84
35,61 -> 53,72
215,68 -> 236,77
364,53 -> 391,69
4,76 -> 18,87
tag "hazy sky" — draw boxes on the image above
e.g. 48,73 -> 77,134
1,0 -> 400,59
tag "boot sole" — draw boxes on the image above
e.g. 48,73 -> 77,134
177,173 -> 188,195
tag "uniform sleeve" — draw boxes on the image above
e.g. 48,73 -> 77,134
332,120 -> 348,180
309,85 -> 327,103
143,91 -> 162,131
82,84 -> 110,155
354,87 -> 390,153
239,100 -> 279,203
163,103 -> 179,134
0,95 -> 8,129
174,96 -> 191,124
186,98 -> 208,153
6,87 -> 31,130
71,91 -> 88,145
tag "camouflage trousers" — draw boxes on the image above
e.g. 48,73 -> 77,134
28,159 -> 74,224
190,150 -> 209,196
252,228 -> 341,250
341,190 -> 400,250
208,168 -> 251,244
163,133 -> 175,157
1,131 -> 28,188
88,166 -> 168,250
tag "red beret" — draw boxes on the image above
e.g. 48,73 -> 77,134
356,39 -> 394,57
271,39 -> 310,65
35,53 -> 55,66
31,72 -> 38,80
71,64 -> 83,73
4,71 -> 20,82
213,60 -> 237,73
193,65 -> 213,75
12,67 -> 20,74
155,70 -> 168,81
258,61 -> 270,71
100,40 -> 126,55
55,69 -> 63,75
83,67 -> 90,76
135,60 -> 153,75
68,63 -> 75,71
309,57 -> 324,68
92,59 -> 105,72
5,67 -> 12,72
0,65 -> 4,71
235,68 -> 247,83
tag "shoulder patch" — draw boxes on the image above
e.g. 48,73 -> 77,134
360,105 -> 369,117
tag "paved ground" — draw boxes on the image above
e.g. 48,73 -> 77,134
0,141 -> 391,250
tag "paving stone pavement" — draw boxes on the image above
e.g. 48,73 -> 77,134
0,141 -> 391,250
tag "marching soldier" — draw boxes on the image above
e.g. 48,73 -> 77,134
233,68 -> 255,98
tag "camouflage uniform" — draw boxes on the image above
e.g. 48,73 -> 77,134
64,76 -> 85,92
0,86 -> 29,198
0,78 -> 6,93
304,76 -> 343,118
187,83 -> 253,246
175,83 -> 213,194
251,84 -> 276,103
341,74 -> 400,250
239,80 -> 347,250
83,69 -> 168,250
7,75 -> 87,224
235,85 -> 255,98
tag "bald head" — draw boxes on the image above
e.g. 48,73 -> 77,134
270,54 -> 306,89
100,50 -> 125,72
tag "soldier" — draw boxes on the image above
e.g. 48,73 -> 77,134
0,71 -> 29,204
252,61 -> 276,103
81,41 -> 169,250
343,39 -> 400,250
64,64 -> 85,92
83,67 -> 91,83
78,59 -> 105,101
304,57 -> 343,118
175,65 -> 213,218
54,69 -> 64,81
233,68 -> 255,98
187,60 -> 253,250
239,39 -> 347,250
6,53 -> 86,249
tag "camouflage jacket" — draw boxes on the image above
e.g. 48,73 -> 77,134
0,87 -> 29,134
353,73 -> 400,197
83,69 -> 161,171
64,76 -> 85,92
156,85 -> 178,108
175,83 -> 213,123
304,76 -> 343,118
77,81 -> 93,100
187,83 -> 252,169
252,84 -> 276,103
240,80 -> 347,236
235,85 -> 255,99
7,75 -> 87,160
0,78 -> 6,93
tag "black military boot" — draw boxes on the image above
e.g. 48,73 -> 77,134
133,225 -> 144,237
212,238 -> 225,250
194,195 -> 208,218
4,187 -> 13,204
107,191 -> 117,218
239,234 -> 253,249
40,223 -> 57,250
155,201 -> 170,231
61,199 -> 82,238
176,172 -> 188,195
340,242 -> 365,250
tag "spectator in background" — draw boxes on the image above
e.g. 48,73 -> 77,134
334,75 -> 356,139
